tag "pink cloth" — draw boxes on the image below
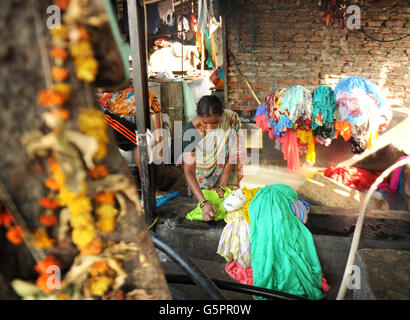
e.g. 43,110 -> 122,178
225,261 -> 253,285
277,131 -> 300,173
390,156 -> 409,192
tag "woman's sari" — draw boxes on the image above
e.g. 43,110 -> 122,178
192,109 -> 245,189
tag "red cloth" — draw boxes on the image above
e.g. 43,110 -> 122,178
225,261 -> 253,285
322,166 -> 381,192
321,275 -> 330,292
277,131 -> 300,173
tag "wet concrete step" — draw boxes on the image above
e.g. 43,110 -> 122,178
154,196 -> 410,300
157,252 -> 253,300
351,249 -> 410,300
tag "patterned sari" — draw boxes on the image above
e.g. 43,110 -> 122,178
194,109 -> 243,189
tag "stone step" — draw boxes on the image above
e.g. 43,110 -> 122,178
154,196 -> 410,300
350,249 -> 410,300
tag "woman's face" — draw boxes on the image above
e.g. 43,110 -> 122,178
198,113 -> 222,131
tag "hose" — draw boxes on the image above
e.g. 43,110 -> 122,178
150,232 -> 226,300
336,156 -> 410,300
165,273 -> 309,300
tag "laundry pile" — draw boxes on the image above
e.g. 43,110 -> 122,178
212,184 -> 328,300
255,77 -> 392,172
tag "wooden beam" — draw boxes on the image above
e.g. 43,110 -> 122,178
127,0 -> 156,225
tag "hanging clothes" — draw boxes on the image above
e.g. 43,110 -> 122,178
249,184 -> 325,300
198,0 -> 209,34
157,0 -> 174,25
146,4 -> 160,34
277,131 -> 300,173
204,28 -> 214,69
334,77 -> 392,153
297,129 -> 316,164
312,85 -> 336,130
281,85 -> 313,127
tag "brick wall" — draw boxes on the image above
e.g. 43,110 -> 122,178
226,0 -> 410,111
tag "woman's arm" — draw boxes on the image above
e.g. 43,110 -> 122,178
183,152 -> 217,221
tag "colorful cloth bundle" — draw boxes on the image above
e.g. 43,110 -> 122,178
312,85 -> 336,131
249,184 -> 325,300
334,77 -> 392,153
322,166 -> 381,192
281,85 -> 313,129
289,198 -> 310,224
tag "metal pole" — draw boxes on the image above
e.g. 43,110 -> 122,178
127,0 -> 155,225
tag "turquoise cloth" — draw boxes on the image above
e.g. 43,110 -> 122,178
249,184 -> 325,300
174,78 -> 197,124
185,188 -> 232,221
312,85 -> 336,130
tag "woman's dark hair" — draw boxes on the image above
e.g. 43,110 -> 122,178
197,95 -> 224,116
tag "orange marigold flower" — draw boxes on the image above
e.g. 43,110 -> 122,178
39,198 -> 60,209
36,273 -> 52,293
54,0 -> 71,11
51,66 -> 69,82
37,89 -> 66,108
35,255 -> 61,274
50,48 -> 68,60
77,26 -> 89,41
45,178 -> 60,191
6,226 -> 24,245
89,260 -> 110,277
80,236 -> 102,256
0,210 -> 14,228
31,228 -> 55,249
50,108 -> 71,121
94,192 -> 115,205
88,164 -> 109,179
40,213 -> 58,227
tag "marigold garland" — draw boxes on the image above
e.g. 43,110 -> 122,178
51,66 -> 69,82
37,89 -> 66,108
94,192 -> 115,205
30,228 -> 55,249
78,109 -> 108,160
39,213 -> 58,227
0,210 -> 14,228
39,197 -> 60,210
88,164 -> 109,179
79,236 -> 102,256
6,226 -> 25,245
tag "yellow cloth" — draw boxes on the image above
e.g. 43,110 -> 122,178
297,129 -> 316,164
237,187 -> 260,226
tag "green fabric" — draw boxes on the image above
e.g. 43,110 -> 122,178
185,187 -> 232,221
249,184 -> 325,300
204,29 -> 214,69
174,78 -> 197,124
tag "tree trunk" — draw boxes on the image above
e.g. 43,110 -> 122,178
0,0 -> 171,299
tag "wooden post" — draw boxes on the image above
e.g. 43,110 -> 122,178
127,0 -> 156,226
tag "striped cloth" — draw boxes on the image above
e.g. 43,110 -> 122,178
289,198 -> 310,224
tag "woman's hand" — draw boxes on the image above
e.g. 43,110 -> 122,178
211,187 -> 225,198
201,202 -> 217,221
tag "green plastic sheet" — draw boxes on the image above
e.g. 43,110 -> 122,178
249,184 -> 325,300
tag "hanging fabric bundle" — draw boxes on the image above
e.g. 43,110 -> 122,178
255,89 -> 291,139
249,184 -> 325,300
334,77 -> 392,154
312,85 -> 336,130
281,85 -> 313,129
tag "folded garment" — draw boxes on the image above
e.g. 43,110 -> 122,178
217,211 -> 252,267
225,260 -> 253,285
223,188 -> 247,212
